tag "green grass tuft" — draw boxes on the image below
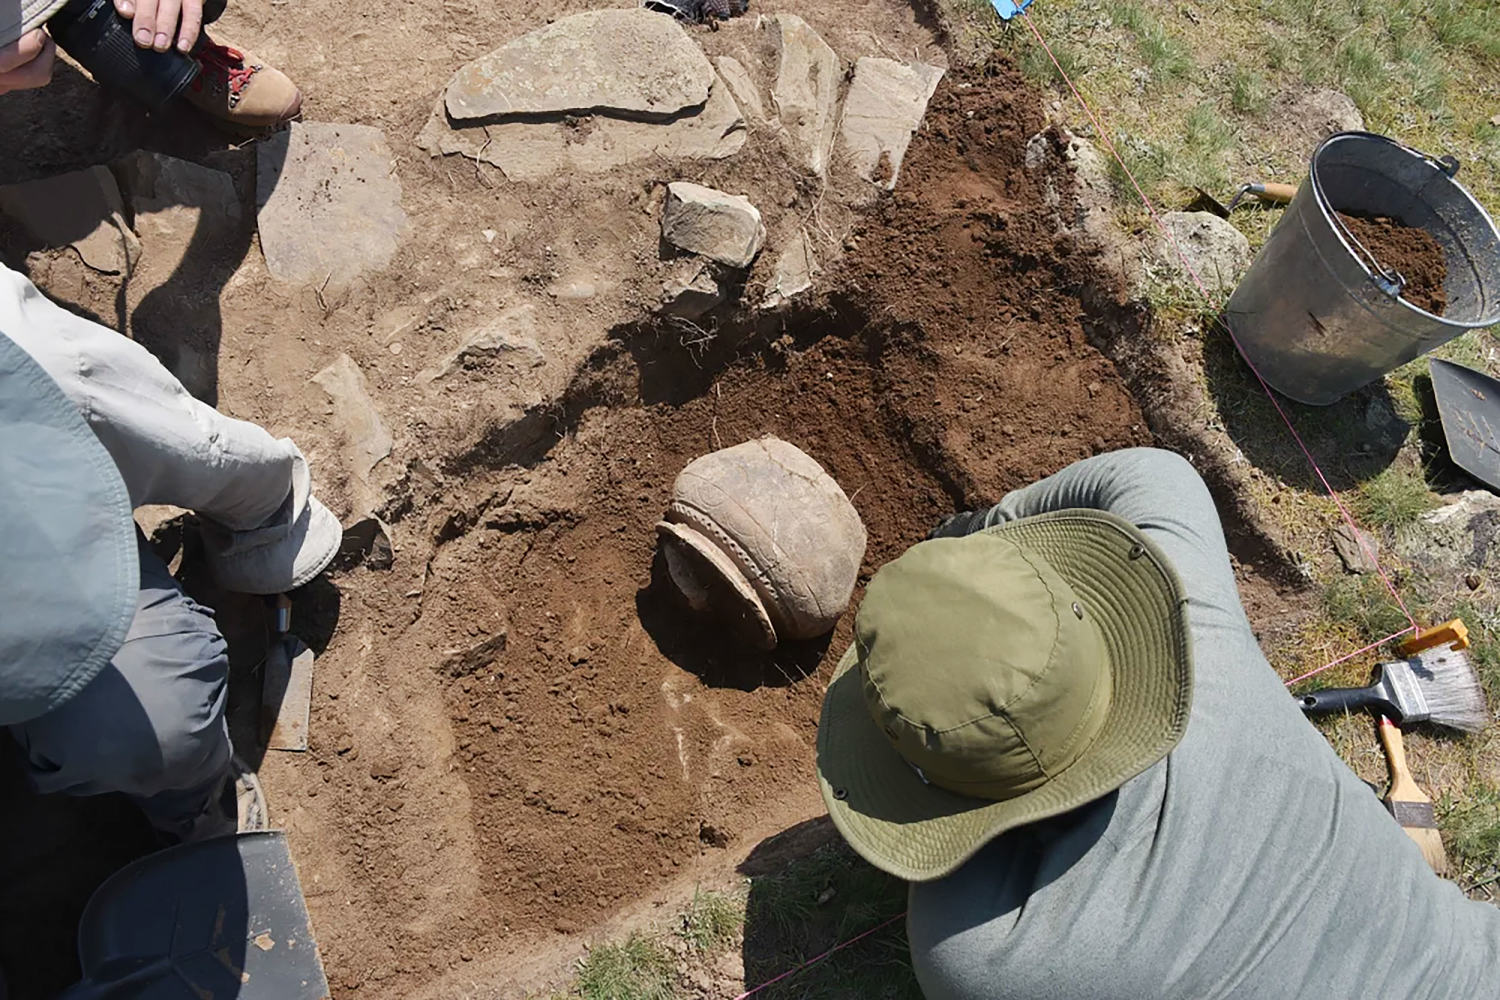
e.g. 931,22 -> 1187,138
1322,574 -> 1419,644
678,888 -> 745,953
1439,782 -> 1500,885
1351,466 -> 1437,532
575,935 -> 676,1000
1229,67 -> 1270,115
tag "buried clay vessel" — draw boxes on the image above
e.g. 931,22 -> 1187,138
656,437 -> 867,650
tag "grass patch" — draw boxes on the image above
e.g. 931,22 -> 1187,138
1322,574 -> 1418,650
678,888 -> 745,953
1229,66 -> 1270,115
573,935 -> 676,1000
1350,466 -> 1437,531
1439,782 -> 1500,887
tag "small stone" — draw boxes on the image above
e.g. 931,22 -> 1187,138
1155,211 -> 1252,299
839,57 -> 944,190
763,231 -> 815,308
1491,114 -> 1500,128
257,122 -> 409,289
715,55 -> 765,120
419,304 -> 545,383
389,343 -> 403,355
482,229 -> 497,243
1466,573 -> 1482,590
313,354 -> 392,481
334,516 -> 395,572
443,9 -> 713,121
766,14 -> 840,176
1331,522 -> 1380,575
661,182 -> 765,268
663,265 -> 725,319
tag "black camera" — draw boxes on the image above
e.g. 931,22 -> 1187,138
46,0 -> 199,110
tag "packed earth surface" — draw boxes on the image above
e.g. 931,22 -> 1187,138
0,2 -> 1320,998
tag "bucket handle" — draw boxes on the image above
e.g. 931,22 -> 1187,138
1314,133 -> 1462,301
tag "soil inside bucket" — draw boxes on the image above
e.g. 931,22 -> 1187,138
1337,212 -> 1448,314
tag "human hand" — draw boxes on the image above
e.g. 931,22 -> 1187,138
113,0 -> 204,54
0,30 -> 56,95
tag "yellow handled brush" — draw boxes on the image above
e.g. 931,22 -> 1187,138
1377,715 -> 1448,875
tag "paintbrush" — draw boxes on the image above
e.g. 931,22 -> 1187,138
1377,715 -> 1449,874
1295,647 -> 1488,733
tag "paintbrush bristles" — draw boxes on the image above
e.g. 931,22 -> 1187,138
1402,825 -> 1450,875
1409,648 -> 1489,733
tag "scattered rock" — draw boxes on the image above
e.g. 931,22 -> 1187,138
1395,490 -> 1500,584
0,166 -> 138,274
715,55 -> 765,120
333,515 -> 394,571
418,304 -> 545,383
313,354 -> 393,482
417,84 -> 745,180
763,231 -> 815,307
112,151 -> 242,280
442,631 -> 509,678
663,265 -> 726,319
1331,522 -> 1380,574
256,122 -> 408,288
1155,211 -> 1252,298
661,182 -> 765,268
1363,394 -> 1408,450
1280,88 -> 1364,145
443,10 -> 713,122
839,57 -> 944,190
766,14 -> 840,176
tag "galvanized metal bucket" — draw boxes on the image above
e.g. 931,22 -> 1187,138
1224,132 -> 1500,405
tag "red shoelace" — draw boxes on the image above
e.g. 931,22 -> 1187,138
193,42 -> 256,98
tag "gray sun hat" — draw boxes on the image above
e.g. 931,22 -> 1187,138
0,332 -> 137,726
816,510 -> 1193,882
1,0 -> 69,49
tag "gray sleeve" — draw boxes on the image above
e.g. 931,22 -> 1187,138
933,448 -> 1244,616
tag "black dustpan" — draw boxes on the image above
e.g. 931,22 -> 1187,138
1430,358 -> 1500,492
56,831 -> 328,999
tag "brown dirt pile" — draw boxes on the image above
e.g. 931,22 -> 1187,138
1337,212 -> 1448,314
283,62 -> 1152,996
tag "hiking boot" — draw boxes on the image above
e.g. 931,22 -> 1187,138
182,37 -> 302,132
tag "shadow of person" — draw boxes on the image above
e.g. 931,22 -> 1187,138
1202,326 -> 1409,491
0,45 -> 282,407
634,549 -> 833,691
737,818 -> 921,1000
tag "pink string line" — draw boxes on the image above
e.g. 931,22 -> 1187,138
1280,625 -> 1419,687
1017,11 -> 1418,644
733,912 -> 907,1000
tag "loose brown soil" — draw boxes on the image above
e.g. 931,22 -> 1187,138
1337,212 -> 1448,314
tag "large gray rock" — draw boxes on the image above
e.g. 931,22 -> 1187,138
0,166 -> 138,274
416,84 -> 745,180
312,353 -> 392,481
766,15 -> 840,176
661,182 -> 765,268
1280,88 -> 1365,146
1395,491 -> 1500,586
839,57 -> 944,189
443,10 -> 714,122
1155,211 -> 1252,299
256,123 -> 408,288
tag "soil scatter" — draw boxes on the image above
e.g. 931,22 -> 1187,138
1338,212 -> 1448,314
283,61 -> 1152,996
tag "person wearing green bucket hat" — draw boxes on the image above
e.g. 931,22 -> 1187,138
818,448 -> 1500,999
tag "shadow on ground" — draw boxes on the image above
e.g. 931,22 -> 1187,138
738,819 -> 920,1000
1203,329 -> 1409,491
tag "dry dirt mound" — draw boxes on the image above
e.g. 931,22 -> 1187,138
274,63 -> 1150,998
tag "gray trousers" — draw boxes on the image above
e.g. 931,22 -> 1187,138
1,265 -> 295,838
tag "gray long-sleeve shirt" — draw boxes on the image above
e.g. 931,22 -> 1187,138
911,448 -> 1500,999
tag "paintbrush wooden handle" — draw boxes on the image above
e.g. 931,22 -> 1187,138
1378,716 -> 1429,805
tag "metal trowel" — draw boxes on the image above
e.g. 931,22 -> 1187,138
1430,358 -> 1500,493
56,831 -> 329,999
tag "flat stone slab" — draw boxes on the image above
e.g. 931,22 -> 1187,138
661,182 -> 765,268
840,57 -> 944,189
763,232 -> 815,308
715,55 -> 765,120
417,85 -> 745,181
418,305 -> 545,384
766,14 -> 840,176
444,9 -> 714,122
1155,211 -> 1251,299
312,353 -> 392,481
0,166 -> 138,274
256,122 -> 408,288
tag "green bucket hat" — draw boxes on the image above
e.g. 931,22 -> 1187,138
816,509 -> 1193,882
